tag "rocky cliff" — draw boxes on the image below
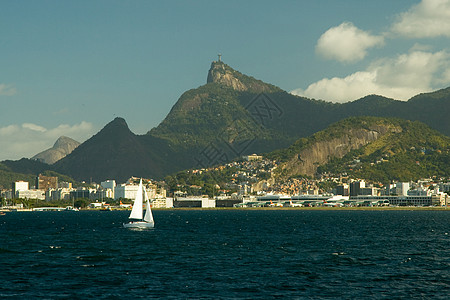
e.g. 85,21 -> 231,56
32,136 -> 80,164
276,119 -> 403,178
206,61 -> 280,93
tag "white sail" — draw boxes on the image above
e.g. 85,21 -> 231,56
123,179 -> 155,228
143,187 -> 154,224
128,179 -> 143,220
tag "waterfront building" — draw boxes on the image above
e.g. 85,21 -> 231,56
396,182 -> 410,196
16,189 -> 45,200
70,188 -> 93,199
173,196 -> 214,208
151,197 -> 174,208
114,184 -> 139,200
350,195 -> 440,206
36,174 -> 58,190
202,198 -> 216,208
104,188 -> 114,199
52,188 -> 72,201
336,184 -> 349,196
407,187 -> 430,196
215,198 -> 242,207
90,189 -> 108,201
433,193 -> 448,206
13,181 -> 29,195
360,187 -> 379,196
114,183 -> 152,200
350,181 -> 365,196
101,180 -> 116,198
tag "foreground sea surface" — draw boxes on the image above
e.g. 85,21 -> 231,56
1,210 -> 449,299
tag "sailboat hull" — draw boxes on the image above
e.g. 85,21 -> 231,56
123,221 -> 154,229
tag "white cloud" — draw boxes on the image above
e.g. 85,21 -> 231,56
47,121 -> 94,137
291,50 -> 450,102
22,123 -> 47,132
295,1 -> 450,103
315,22 -> 384,63
0,121 -> 95,161
0,125 -> 19,136
0,84 -> 17,96
392,0 -> 450,38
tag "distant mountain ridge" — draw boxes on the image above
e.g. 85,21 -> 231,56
32,136 -> 80,164
5,60 -> 449,183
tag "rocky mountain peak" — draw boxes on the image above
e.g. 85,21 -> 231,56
206,60 -> 280,93
53,136 -> 78,149
207,61 -> 247,91
32,136 -> 80,165
104,117 -> 129,131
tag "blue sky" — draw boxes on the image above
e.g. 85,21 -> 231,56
1,0 -> 449,160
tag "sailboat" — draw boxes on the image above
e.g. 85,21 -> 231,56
123,179 -> 154,229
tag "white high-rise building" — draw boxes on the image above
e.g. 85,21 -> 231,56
13,181 -> 29,197
114,184 -> 139,200
101,180 -> 116,198
396,182 -> 410,196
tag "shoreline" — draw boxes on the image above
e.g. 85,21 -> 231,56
155,206 -> 450,211
2,206 -> 448,212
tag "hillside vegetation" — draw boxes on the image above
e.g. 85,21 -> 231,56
2,61 -> 450,183
316,119 -> 450,182
268,116 -> 450,182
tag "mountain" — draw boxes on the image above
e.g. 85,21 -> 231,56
46,61 -> 450,182
151,62 -> 450,151
53,117 -> 175,183
148,61 -> 338,161
269,117 -> 450,182
149,61 -> 287,150
400,88 -> 450,135
32,136 -> 80,164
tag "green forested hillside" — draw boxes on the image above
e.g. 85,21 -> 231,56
314,118 -> 450,182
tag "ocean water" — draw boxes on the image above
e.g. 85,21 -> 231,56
1,210 -> 449,299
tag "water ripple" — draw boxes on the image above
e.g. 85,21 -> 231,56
0,210 -> 449,298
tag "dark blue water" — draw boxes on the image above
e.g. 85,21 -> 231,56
1,210 -> 449,299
